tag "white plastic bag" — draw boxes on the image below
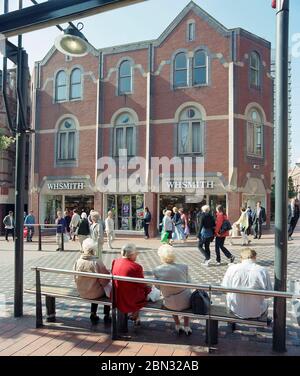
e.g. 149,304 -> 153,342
104,281 -> 112,298
147,286 -> 161,302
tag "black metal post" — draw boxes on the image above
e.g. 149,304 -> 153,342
273,0 -> 289,353
38,225 -> 42,251
61,229 -> 64,251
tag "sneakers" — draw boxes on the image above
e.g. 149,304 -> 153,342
216,262 -> 221,266
90,313 -> 100,324
288,236 -> 293,241
184,326 -> 192,336
229,256 -> 235,264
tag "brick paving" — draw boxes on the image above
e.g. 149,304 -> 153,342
0,227 -> 300,356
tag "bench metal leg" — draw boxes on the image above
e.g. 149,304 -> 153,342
46,296 -> 56,322
117,309 -> 128,333
36,270 -> 43,328
206,319 -> 218,345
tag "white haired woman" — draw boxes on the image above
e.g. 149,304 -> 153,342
111,243 -> 151,325
73,238 -> 111,324
90,211 -> 105,259
153,244 -> 192,335
198,205 -> 215,266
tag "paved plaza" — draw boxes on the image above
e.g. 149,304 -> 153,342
0,228 -> 300,356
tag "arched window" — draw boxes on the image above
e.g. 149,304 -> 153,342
247,109 -> 263,157
178,107 -> 203,154
119,60 -> 132,95
57,118 -> 77,161
55,70 -> 67,101
250,52 -> 261,87
70,68 -> 82,99
114,113 -> 135,156
174,52 -> 188,88
193,50 -> 207,85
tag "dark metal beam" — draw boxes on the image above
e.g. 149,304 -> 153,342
0,0 -> 146,37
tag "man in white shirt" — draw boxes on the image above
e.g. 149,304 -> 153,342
70,209 -> 81,241
222,248 -> 272,319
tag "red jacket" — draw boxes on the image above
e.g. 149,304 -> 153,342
215,212 -> 229,238
111,258 -> 151,313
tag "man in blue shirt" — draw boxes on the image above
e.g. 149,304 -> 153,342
24,210 -> 36,242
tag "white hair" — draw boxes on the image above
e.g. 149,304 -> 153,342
82,238 -> 97,255
158,244 -> 176,264
202,205 -> 210,213
91,211 -> 100,221
121,243 -> 137,258
81,212 -> 87,219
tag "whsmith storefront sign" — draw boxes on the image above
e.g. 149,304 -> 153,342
47,182 -> 85,190
166,180 -> 215,189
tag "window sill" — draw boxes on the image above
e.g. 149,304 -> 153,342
247,154 -> 264,160
178,153 -> 204,157
193,83 -> 208,88
118,92 -> 133,96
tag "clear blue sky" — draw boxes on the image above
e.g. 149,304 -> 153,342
2,0 -> 299,164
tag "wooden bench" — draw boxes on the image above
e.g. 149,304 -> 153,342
25,284 -> 270,347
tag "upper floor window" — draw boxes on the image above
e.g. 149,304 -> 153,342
114,113 -> 135,156
247,109 -> 263,157
70,68 -> 82,99
174,52 -> 188,88
193,50 -> 207,85
250,52 -> 261,87
178,107 -> 203,155
187,22 -> 195,42
119,60 -> 132,95
55,70 -> 67,101
57,118 -> 77,162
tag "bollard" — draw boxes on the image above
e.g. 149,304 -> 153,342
38,225 -> 42,251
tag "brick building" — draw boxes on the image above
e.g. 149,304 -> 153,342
30,1 -> 273,235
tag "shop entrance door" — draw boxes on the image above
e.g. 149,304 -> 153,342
65,195 -> 94,214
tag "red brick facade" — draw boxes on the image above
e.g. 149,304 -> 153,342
30,2 -> 273,235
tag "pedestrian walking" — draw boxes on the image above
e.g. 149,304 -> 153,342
90,211 -> 105,259
77,212 -> 90,251
214,205 -> 235,265
24,210 -> 35,242
143,207 -> 151,239
162,210 -> 174,245
234,207 -> 250,246
197,205 -> 215,266
246,206 -> 253,236
172,207 -> 185,241
55,210 -> 67,251
252,201 -> 266,239
70,209 -> 81,241
105,211 -> 115,249
179,208 -> 189,240
288,198 -> 300,241
64,210 -> 71,239
3,211 -> 14,241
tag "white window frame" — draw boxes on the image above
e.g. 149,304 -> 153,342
70,68 -> 82,100
55,70 -> 67,102
250,51 -> 261,88
114,115 -> 136,157
178,108 -> 203,155
174,52 -> 188,89
187,21 -> 196,42
247,110 -> 264,158
118,60 -> 132,95
193,50 -> 208,86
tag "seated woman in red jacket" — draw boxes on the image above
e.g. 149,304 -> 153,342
111,243 -> 151,324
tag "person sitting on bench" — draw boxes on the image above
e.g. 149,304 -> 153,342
111,243 -> 151,326
74,238 -> 111,324
222,248 -> 272,319
153,244 -> 192,335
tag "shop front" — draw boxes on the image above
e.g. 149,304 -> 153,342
39,177 -> 96,224
104,194 -> 144,232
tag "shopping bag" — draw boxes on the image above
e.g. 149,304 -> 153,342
160,231 -> 169,243
147,286 -> 161,302
104,281 -> 112,298
23,227 -> 28,239
63,233 -> 69,243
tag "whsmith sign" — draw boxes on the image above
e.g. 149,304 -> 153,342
47,182 -> 85,190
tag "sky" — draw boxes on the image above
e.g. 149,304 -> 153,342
1,0 -> 299,165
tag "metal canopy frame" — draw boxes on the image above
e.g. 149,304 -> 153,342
0,0 -> 146,37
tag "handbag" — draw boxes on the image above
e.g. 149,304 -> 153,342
23,227 -> 28,238
147,286 -> 161,302
63,233 -> 69,243
104,281 -> 112,298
